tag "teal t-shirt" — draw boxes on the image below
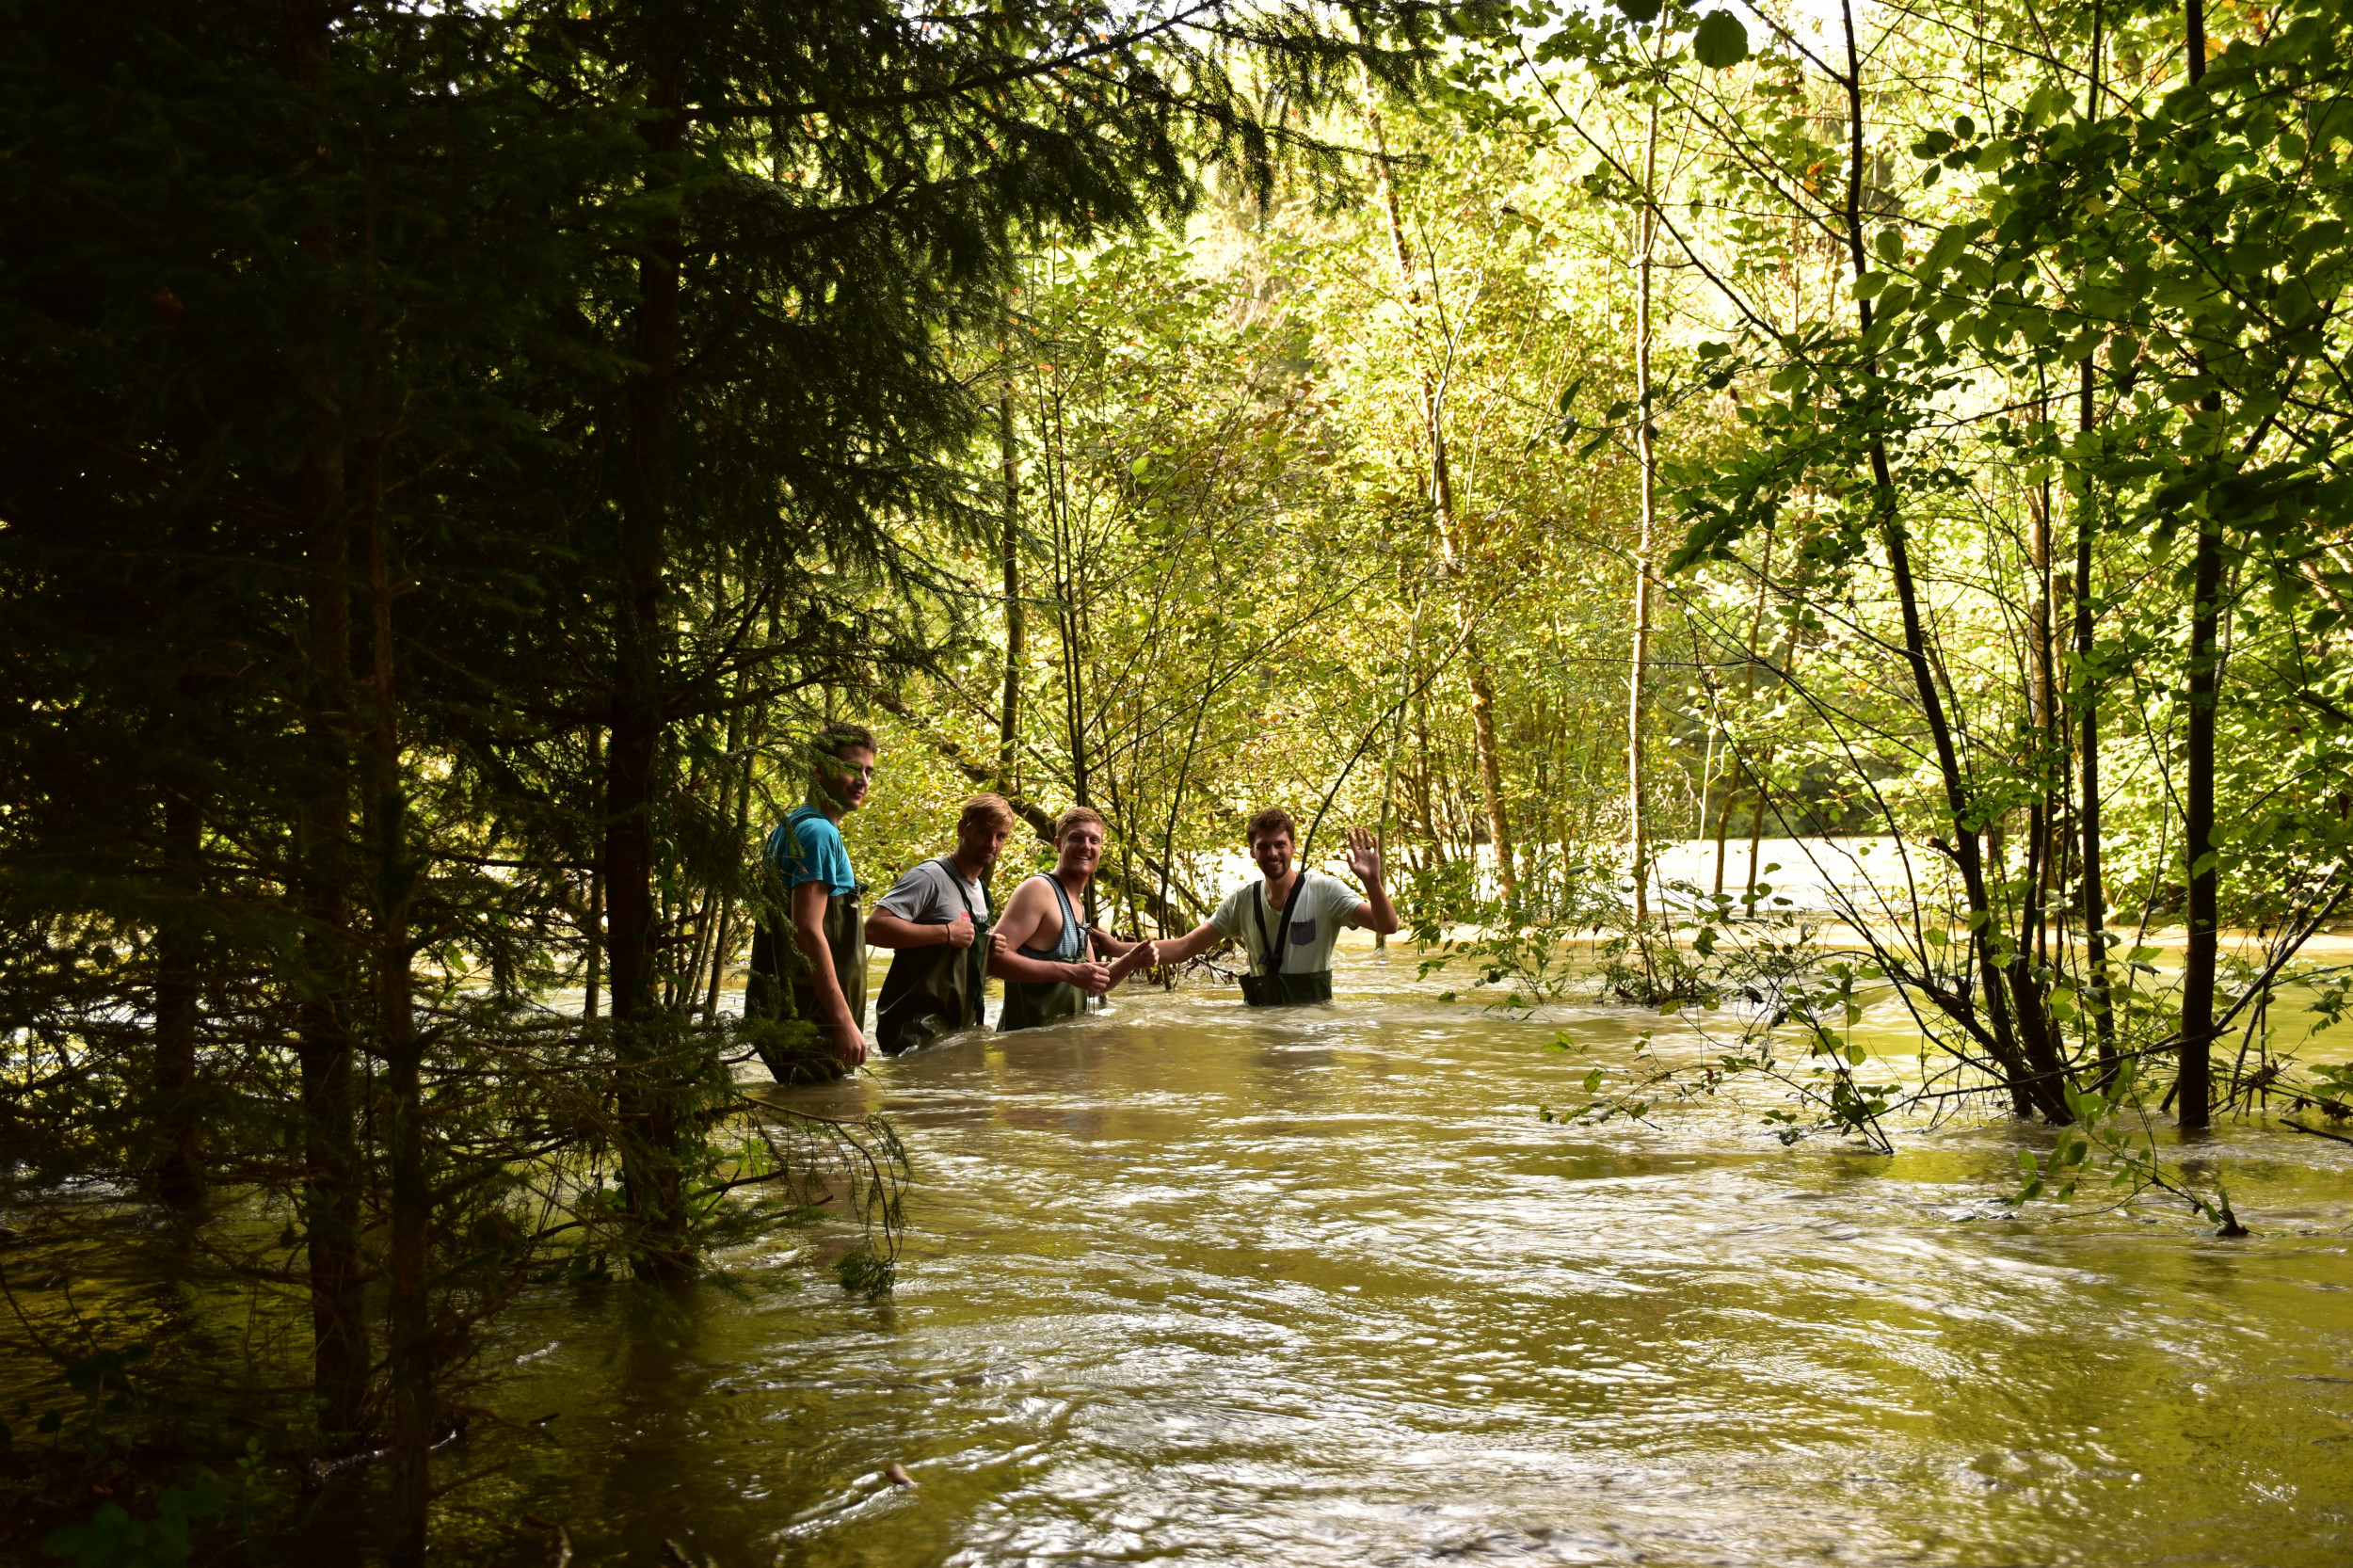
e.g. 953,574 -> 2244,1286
766,806 -> 855,894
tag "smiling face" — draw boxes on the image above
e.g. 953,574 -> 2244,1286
814,744 -> 876,814
1054,819 -> 1104,880
1249,828 -> 1294,883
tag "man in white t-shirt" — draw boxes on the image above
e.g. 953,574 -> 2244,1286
1154,808 -> 1399,1005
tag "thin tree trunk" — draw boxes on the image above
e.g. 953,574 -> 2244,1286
1368,107 -> 1515,904
584,723 -> 602,1020
1744,747 -> 1773,900
605,51 -> 691,1270
2078,344 -> 2118,1080
1835,0 -> 2065,1120
362,349 -> 430,1561
1716,523 -> 1776,899
296,440 -> 364,1442
1000,381 -> 1025,793
2026,401 -> 2059,967
705,700 -> 753,1019
284,0 -> 366,1441
1627,98 -> 1661,924
152,782 -> 203,1206
1376,586 -> 1429,949
2007,392 -> 2073,1087
1038,376 -> 1091,818
1159,668 -> 1217,942
2178,0 -> 2219,1130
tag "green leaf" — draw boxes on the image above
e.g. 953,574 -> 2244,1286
1691,9 -> 1750,68
1917,223 -> 1973,283
1615,0 -> 1662,20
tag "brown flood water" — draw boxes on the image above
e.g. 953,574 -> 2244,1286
431,941 -> 2353,1566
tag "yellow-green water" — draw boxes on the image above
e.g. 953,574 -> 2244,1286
435,948 -> 2353,1566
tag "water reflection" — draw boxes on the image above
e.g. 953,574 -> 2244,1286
452,942 -> 2352,1566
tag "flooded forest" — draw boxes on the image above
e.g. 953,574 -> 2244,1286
3,0 -> 2350,1562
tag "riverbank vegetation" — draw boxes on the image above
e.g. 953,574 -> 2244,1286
5,0 -> 2352,1557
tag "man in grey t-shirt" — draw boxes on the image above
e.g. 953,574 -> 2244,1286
865,793 -> 1014,1053
1155,808 -> 1400,1005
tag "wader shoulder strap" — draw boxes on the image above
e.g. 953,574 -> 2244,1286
941,856 -> 985,995
933,856 -> 983,920
1016,873 -> 1083,962
1252,872 -> 1310,976
1047,873 -> 1083,960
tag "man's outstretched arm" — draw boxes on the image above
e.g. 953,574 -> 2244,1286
1154,920 -> 1226,965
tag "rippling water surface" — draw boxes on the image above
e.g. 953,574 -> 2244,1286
464,944 -> 2353,1566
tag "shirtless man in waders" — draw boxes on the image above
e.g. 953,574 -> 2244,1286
1154,808 -> 1400,1004
864,793 -> 1014,1054
748,723 -> 876,1070
986,806 -> 1158,1029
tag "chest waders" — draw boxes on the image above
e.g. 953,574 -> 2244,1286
745,809 -> 865,1081
1239,873 -> 1334,1007
999,873 -> 1093,1031
874,858 -> 989,1055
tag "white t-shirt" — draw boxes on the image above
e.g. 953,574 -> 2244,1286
1209,872 -> 1361,974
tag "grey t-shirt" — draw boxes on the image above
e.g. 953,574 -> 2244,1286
874,857 -> 990,926
1209,871 -> 1361,974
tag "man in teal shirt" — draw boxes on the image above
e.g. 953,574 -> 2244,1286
749,723 -> 876,1068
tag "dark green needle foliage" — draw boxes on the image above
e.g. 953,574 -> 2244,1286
0,0 -> 1465,1555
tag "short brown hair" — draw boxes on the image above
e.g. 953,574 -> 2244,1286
1054,805 -> 1106,840
809,721 -> 875,770
957,792 -> 1016,835
1245,807 -> 1296,845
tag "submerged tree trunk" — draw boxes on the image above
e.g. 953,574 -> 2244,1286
285,0 -> 366,1442
1834,0 -> 2066,1121
2006,396 -> 2073,1093
1368,107 -> 1515,904
2178,0 -> 2219,1131
605,52 -> 692,1272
